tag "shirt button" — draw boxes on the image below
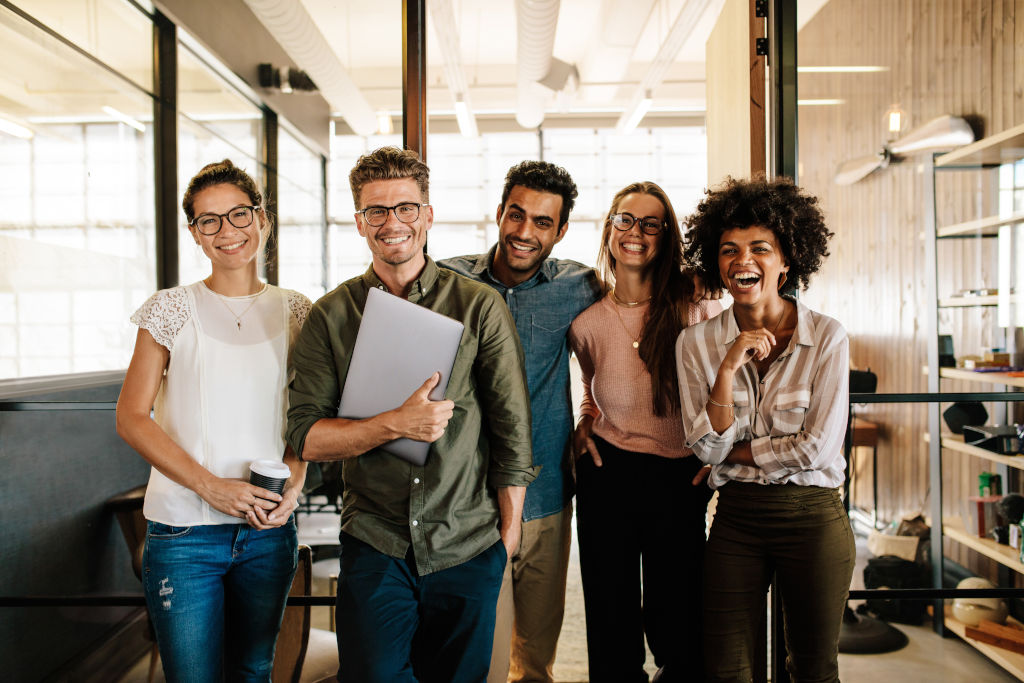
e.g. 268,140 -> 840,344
377,284 -> 386,291
413,477 -> 420,484
412,520 -> 419,527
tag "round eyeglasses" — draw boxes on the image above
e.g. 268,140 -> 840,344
358,202 -> 428,227
190,205 -> 260,235
610,212 -> 666,236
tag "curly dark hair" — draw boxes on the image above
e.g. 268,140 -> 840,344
500,160 -> 578,227
682,175 -> 833,293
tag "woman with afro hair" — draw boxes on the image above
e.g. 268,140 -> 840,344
676,176 -> 854,682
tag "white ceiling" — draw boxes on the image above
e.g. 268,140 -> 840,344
296,0 -> 725,123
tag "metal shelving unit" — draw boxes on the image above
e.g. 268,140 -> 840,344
926,122 -> 1024,677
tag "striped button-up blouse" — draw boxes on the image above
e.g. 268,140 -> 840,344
675,298 -> 849,490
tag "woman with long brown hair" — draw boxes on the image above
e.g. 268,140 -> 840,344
569,181 -> 719,683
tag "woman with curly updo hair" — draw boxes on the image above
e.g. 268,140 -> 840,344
676,176 -> 854,682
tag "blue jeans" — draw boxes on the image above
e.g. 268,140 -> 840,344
142,519 -> 298,683
336,532 -> 507,683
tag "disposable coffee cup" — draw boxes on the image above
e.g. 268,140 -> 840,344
249,460 -> 290,496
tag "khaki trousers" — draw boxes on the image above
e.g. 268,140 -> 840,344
488,504 -> 573,683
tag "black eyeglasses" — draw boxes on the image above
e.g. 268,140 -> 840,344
358,202 -> 429,227
190,205 -> 260,235
610,212 -> 665,236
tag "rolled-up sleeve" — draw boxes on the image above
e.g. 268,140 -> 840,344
474,292 -> 538,489
676,325 -> 739,465
286,304 -> 340,459
750,329 -> 849,481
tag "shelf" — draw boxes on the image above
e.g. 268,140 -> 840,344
939,295 -> 1000,307
945,612 -> 1024,681
941,434 -> 1024,471
939,368 -> 1024,388
937,212 -> 1024,237
944,518 -> 1024,573
936,122 -> 1024,167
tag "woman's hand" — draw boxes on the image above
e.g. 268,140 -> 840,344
196,477 -> 282,520
692,464 -> 712,486
572,414 -> 602,467
246,487 -> 299,529
722,328 -> 777,373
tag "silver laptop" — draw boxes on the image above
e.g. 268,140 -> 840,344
337,286 -> 465,465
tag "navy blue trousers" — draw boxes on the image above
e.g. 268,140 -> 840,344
335,532 -> 507,683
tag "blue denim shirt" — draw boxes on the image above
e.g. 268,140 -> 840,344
440,248 -> 602,521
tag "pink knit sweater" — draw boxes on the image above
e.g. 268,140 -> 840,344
569,295 -> 721,458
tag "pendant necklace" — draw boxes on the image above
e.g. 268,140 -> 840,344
208,280 -> 267,330
610,292 -> 647,349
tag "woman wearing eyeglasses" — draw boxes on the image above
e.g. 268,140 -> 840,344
116,160 -> 309,682
568,182 -> 720,683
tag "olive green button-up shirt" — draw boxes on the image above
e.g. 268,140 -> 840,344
286,257 -> 537,575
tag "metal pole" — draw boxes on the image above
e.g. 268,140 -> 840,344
402,0 -> 427,160
262,109 -> 279,286
153,11 -> 177,289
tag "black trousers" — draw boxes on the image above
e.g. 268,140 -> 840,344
576,434 -> 713,683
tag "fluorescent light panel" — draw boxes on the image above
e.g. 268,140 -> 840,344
453,98 -> 478,138
0,116 -> 33,139
618,91 -> 653,133
798,99 -> 845,106
102,106 -> 145,132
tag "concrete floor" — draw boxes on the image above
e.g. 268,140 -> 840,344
119,506 -> 1017,682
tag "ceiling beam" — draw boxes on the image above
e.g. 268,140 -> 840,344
577,0 -> 658,104
615,0 -> 717,132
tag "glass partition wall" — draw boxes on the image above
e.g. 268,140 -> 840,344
0,2 -> 156,378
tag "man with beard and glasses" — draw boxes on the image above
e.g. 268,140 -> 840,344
287,147 -> 537,682
441,161 -> 602,683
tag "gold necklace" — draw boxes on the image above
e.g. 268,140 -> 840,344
609,294 -> 644,349
207,281 -> 267,330
610,289 -> 652,308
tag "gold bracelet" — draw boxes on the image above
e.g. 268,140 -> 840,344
707,397 -> 735,409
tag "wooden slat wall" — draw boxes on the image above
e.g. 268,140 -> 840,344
796,0 -> 1024,581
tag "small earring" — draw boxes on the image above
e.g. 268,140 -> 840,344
778,272 -> 788,290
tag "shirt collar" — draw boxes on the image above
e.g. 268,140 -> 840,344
719,296 -> 815,353
361,256 -> 439,303
480,244 -> 552,290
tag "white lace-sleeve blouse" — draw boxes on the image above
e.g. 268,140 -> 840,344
130,281 -> 312,526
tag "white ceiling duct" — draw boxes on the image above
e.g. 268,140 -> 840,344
615,0 -> 716,132
515,0 -> 561,129
243,0 -> 376,136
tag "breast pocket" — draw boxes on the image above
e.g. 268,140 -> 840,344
531,313 -> 570,356
770,384 -> 811,435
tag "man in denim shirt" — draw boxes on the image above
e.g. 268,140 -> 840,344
441,161 -> 602,683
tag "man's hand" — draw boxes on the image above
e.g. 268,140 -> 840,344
392,372 -> 455,442
692,465 -> 711,486
497,486 -> 526,560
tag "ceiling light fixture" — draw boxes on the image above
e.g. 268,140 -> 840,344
454,97 -> 478,138
618,90 -> 653,134
885,104 -> 906,135
797,99 -> 845,106
102,106 -> 145,132
0,116 -> 33,139
376,111 -> 394,136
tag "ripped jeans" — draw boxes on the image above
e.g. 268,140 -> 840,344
142,519 -> 297,683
